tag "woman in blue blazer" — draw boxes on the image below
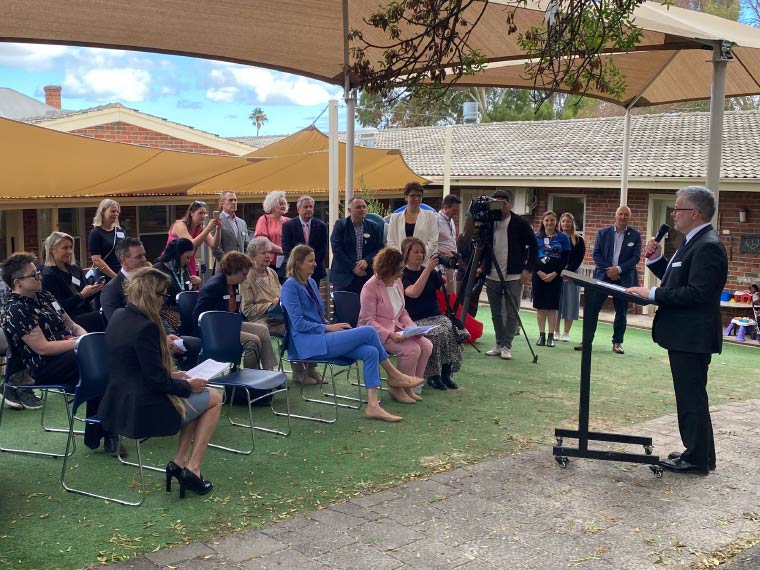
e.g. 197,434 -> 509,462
280,245 -> 422,422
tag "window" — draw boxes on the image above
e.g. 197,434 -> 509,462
548,194 -> 586,233
57,208 -> 83,264
138,205 -> 175,262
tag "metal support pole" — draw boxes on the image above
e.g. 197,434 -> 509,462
443,125 -> 453,199
345,91 -> 356,202
620,108 -> 631,206
707,41 -> 730,229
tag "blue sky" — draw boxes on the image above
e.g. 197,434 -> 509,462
0,43 -> 350,138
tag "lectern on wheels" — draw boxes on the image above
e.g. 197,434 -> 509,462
554,270 -> 663,478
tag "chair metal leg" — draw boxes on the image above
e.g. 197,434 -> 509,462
39,390 -> 84,435
273,360 -> 339,424
0,387 -> 75,458
227,385 -> 292,438
320,362 -> 365,408
210,387 -> 256,455
117,437 -> 164,473
62,430 -> 146,506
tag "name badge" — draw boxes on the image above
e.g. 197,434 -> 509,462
363,233 -> 371,239
236,294 -> 241,303
627,242 -> 634,247
71,276 -> 81,287
116,231 -> 125,239
672,261 -> 682,268
223,294 -> 230,300
52,301 -> 63,312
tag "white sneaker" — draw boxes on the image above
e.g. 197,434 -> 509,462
500,347 -> 512,360
485,346 -> 502,356
561,334 -> 570,342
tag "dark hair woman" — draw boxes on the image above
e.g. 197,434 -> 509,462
166,200 -> 221,276
154,237 -> 201,331
100,267 -> 222,497
532,211 -> 571,347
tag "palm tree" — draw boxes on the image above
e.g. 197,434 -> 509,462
249,107 -> 268,136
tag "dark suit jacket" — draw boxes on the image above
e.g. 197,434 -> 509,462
100,271 -> 127,322
648,225 -> 727,355
329,217 -> 383,288
193,272 -> 239,323
279,217 -> 328,282
40,264 -> 94,319
592,225 -> 642,287
100,305 -> 192,439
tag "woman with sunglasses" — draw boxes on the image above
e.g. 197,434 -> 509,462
167,200 -> 221,276
101,267 -> 222,497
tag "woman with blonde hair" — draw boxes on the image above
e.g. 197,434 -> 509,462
555,212 -> 586,341
166,200 -> 221,276
281,244 -> 422,422
88,198 -> 126,282
254,190 -> 290,273
100,267 -> 222,498
41,231 -> 105,332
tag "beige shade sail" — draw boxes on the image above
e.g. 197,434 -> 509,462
2,0 -> 759,105
188,126 -> 427,197
0,117 -> 252,199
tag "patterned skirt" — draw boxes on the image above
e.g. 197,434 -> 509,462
415,314 -> 467,378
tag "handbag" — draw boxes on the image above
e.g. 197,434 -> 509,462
267,304 -> 284,324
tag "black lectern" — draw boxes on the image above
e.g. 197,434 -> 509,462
554,270 -> 663,478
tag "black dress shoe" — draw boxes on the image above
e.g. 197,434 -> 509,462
179,468 -> 213,498
659,457 -> 709,475
667,451 -> 715,471
546,334 -> 556,348
103,434 -> 128,458
536,334 -> 546,347
426,376 -> 447,390
440,375 -> 459,390
165,461 -> 183,493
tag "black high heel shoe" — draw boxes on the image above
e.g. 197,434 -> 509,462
165,461 -> 182,493
178,468 -> 213,498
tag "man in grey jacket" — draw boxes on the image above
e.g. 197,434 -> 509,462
214,190 -> 249,262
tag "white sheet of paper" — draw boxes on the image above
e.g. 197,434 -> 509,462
400,324 -> 439,338
172,338 -> 186,352
185,359 -> 231,380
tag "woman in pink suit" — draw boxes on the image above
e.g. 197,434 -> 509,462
359,247 -> 432,404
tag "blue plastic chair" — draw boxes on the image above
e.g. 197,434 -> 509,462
198,311 -> 290,454
0,329 -> 77,459
61,333 -> 148,506
275,306 -> 361,424
176,291 -> 200,336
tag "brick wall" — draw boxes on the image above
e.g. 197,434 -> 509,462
70,122 -> 235,155
715,192 -> 760,290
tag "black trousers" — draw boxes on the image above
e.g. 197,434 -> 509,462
668,350 -> 715,468
334,275 -> 369,295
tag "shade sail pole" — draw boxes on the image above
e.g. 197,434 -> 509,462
443,125 -> 453,198
707,41 -> 730,229
329,99 -> 340,235
342,0 -> 355,202
620,108 -> 631,206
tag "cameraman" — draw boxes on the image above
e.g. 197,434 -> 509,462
437,195 -> 461,295
483,190 -> 537,361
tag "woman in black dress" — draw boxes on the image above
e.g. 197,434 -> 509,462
88,198 -> 126,282
532,211 -> 570,347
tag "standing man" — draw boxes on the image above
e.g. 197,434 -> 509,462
214,190 -> 249,263
575,205 -> 641,354
438,194 -> 462,295
330,196 -> 383,293
280,195 -> 328,284
628,186 -> 727,475
483,190 -> 537,361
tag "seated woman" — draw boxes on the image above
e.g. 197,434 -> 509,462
1,252 -> 115,453
100,268 -> 222,498
281,245 -> 422,422
166,200 -> 221,277
41,231 -> 105,332
358,247 -> 432,404
532,211 -> 571,347
153,238 -> 201,331
401,237 -> 468,391
193,252 -> 277,370
241,237 -> 320,384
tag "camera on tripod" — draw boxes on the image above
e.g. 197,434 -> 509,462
468,196 -> 504,224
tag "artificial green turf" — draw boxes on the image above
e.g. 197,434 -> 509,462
0,311 -> 757,569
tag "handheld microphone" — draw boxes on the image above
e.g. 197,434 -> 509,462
645,224 -> 669,258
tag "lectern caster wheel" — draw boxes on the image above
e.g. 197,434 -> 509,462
649,465 -> 663,478
644,445 -> 654,455
556,437 -> 563,446
555,456 -> 568,468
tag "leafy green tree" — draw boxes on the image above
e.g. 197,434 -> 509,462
248,107 -> 268,136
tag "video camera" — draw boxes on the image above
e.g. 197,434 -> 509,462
468,195 -> 504,224
437,251 -> 463,269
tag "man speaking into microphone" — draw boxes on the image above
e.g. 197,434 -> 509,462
627,186 -> 727,475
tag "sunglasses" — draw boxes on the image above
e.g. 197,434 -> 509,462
191,201 -> 207,210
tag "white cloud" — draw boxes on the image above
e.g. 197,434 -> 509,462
204,64 -> 340,106
206,86 -> 239,102
0,43 -> 69,70
63,68 -> 151,102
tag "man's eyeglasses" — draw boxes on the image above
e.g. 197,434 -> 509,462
672,207 -> 697,212
16,270 -> 41,281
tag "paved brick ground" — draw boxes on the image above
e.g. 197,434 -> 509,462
108,399 -> 760,569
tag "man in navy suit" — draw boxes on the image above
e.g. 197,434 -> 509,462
629,186 -> 727,474
329,196 -> 383,294
575,206 -> 641,354
279,195 -> 328,284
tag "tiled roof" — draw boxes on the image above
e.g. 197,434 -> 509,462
369,111 -> 760,180
228,110 -> 760,181
229,135 -> 292,149
0,87 -> 66,120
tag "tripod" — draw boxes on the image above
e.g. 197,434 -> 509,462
453,238 -> 538,364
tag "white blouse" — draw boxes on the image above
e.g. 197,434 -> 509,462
386,284 -> 404,319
